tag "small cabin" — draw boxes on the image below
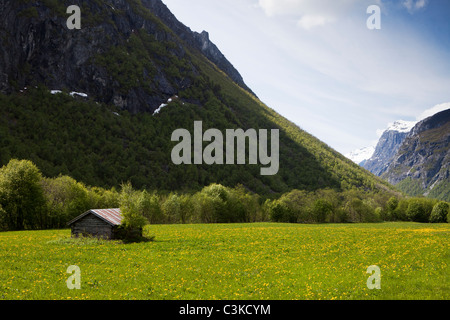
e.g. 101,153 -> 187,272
68,208 -> 123,240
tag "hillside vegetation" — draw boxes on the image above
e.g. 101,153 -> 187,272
0,159 -> 448,233
0,75 -> 395,197
0,0 -> 398,197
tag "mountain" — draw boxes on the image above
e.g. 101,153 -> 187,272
0,0 -> 395,196
362,120 -> 417,176
0,0 -> 253,114
345,146 -> 375,166
382,109 -> 450,201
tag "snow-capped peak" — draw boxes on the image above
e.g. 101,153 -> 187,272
345,146 -> 375,164
385,120 -> 417,133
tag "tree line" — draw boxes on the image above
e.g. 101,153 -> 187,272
0,159 -> 448,232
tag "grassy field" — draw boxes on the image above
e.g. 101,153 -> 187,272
0,222 -> 448,300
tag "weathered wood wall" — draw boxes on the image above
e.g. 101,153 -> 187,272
71,214 -> 113,239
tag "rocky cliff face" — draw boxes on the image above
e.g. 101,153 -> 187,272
363,120 -> 417,176
138,0 -> 254,95
0,0 -> 253,113
382,109 -> 450,201
140,0 -> 254,95
363,129 -> 411,176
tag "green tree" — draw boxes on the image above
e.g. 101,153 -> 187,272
278,189 -> 313,223
179,194 -> 196,224
0,204 -> 6,231
406,198 -> 432,222
118,183 -> 149,240
386,197 -> 399,221
139,191 -> 163,224
0,159 -> 46,230
192,192 -> 215,223
429,201 -> 449,223
312,199 -> 333,223
344,197 -> 379,223
41,175 -> 93,228
394,199 -> 409,221
345,198 -> 364,223
265,199 -> 292,223
161,193 -> 183,224
88,186 -> 120,209
232,185 -> 262,222
199,184 -> 243,223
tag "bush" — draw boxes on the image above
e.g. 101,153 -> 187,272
405,198 -> 433,222
118,183 -> 149,240
429,201 -> 449,223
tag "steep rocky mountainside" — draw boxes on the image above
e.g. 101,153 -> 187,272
0,0 -> 396,196
363,131 -> 409,176
382,109 -> 450,201
363,120 -> 416,176
0,0 -> 252,113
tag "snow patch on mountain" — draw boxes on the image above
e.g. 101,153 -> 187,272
385,120 -> 417,133
70,91 -> 88,98
345,146 -> 375,164
153,103 -> 168,115
153,95 -> 180,115
50,90 -> 88,98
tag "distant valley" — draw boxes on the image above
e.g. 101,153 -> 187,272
347,108 -> 450,201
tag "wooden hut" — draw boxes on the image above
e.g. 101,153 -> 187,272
68,208 -> 123,240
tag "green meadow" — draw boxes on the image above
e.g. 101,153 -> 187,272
0,222 -> 448,300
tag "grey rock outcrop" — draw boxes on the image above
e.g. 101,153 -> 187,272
140,0 -> 254,96
0,0 -> 253,113
383,109 -> 450,199
363,130 -> 410,176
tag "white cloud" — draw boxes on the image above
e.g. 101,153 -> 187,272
257,0 -> 363,29
297,15 -> 333,29
402,0 -> 428,13
417,102 -> 450,121
163,0 -> 449,154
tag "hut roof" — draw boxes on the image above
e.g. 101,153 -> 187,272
68,208 -> 123,226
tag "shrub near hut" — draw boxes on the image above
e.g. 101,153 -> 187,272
117,183 -> 149,241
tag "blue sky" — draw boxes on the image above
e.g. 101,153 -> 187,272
162,0 -> 450,155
